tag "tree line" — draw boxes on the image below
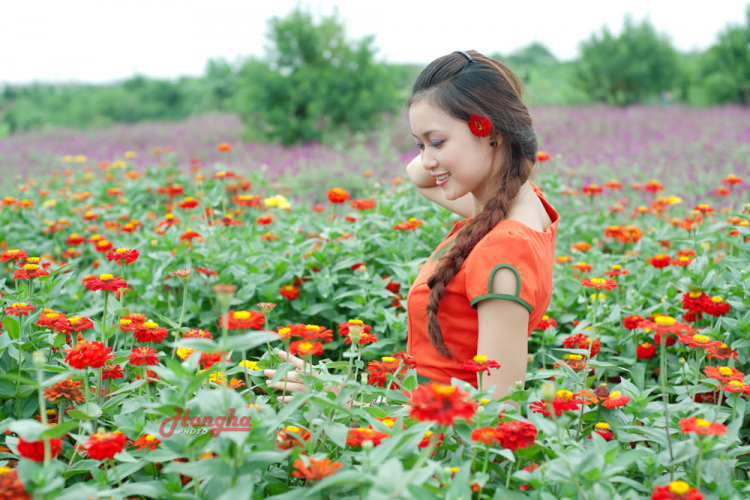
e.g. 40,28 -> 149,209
1,3 -> 748,145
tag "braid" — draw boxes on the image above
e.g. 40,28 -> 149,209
425,160 -> 532,358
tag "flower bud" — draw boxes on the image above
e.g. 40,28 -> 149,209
443,466 -> 454,477
463,383 -> 472,392
348,324 -> 364,344
679,357 -> 685,365
361,440 -> 374,451
32,351 -> 45,367
476,405 -> 485,415
515,380 -> 524,390
527,354 -> 534,365
541,382 -> 555,400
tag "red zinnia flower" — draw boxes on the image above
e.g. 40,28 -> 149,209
703,296 -> 730,317
366,356 -> 402,388
289,340 -> 324,357
132,321 -> 168,344
219,310 -> 265,330
551,390 -> 583,416
409,382 -> 477,425
327,188 -> 350,204
339,320 -> 377,345
66,233 -> 85,245
59,316 -> 95,333
651,481 -> 704,500
129,346 -> 159,366
571,261 -> 592,273
106,247 -> 139,265
63,340 -> 113,369
17,436 -> 63,462
83,273 -> 128,292
588,422 -> 615,441
637,342 -> 656,359
180,229 -> 202,241
468,115 -> 492,137
14,264 -> 50,280
346,427 -> 389,447
582,184 -> 603,196
196,266 -> 218,276
647,254 -> 671,268
280,284 -> 300,300
84,430 -> 127,460
178,196 -> 199,209
680,417 -> 726,436
495,420 -> 537,452
4,302 -> 36,316
580,277 -> 618,290
44,378 -> 85,403
101,363 -> 124,380
536,151 -> 550,162
462,355 -> 501,373
351,199 -> 376,210
602,391 -> 630,408
535,315 -> 557,331
705,342 -> 739,361
530,400 -> 550,417
562,333 -> 600,358
292,457 -> 344,481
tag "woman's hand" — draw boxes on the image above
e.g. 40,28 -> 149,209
264,350 -> 310,403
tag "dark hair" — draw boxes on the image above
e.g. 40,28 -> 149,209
406,50 -> 538,358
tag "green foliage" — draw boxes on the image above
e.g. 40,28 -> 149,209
231,4 -> 402,146
694,5 -> 750,105
573,14 -> 682,106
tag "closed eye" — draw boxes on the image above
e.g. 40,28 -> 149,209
415,141 -> 444,150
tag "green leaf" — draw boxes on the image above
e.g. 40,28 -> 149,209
67,403 -> 103,420
39,420 -> 80,439
2,316 -> 19,340
225,330 -> 280,351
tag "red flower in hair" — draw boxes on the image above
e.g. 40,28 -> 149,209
468,115 -> 492,137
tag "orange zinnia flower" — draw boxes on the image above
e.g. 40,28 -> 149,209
582,184 -> 603,196
133,434 -> 162,451
218,142 -> 231,152
292,457 -> 344,481
14,264 -> 50,280
601,391 -> 630,408
280,284 -> 300,300
570,242 -> 591,252
703,366 -> 745,384
346,427 -> 389,447
289,340 -> 324,357
44,378 -> 85,403
580,277 -> 618,291
571,262 -> 592,273
1,249 -> 29,262
220,310 -> 265,330
4,302 -> 36,316
276,426 -> 310,450
680,417 -> 726,436
327,188 -> 350,204
83,273 -> 128,292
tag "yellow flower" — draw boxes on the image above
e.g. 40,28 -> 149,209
176,348 -> 195,360
74,155 -> 86,163
124,151 -> 136,159
238,360 -> 259,370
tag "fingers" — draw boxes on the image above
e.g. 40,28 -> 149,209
264,369 -> 302,383
266,380 -> 307,393
277,350 -> 308,371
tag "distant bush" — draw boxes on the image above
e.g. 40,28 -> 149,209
573,14 -> 682,106
231,4 -> 403,146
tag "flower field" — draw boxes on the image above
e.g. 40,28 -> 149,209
1,106 -> 750,499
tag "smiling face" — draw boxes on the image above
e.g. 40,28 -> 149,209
409,99 -> 504,207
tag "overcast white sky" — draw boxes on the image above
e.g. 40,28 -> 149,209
2,0 -> 748,84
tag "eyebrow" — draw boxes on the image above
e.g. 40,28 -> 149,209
410,130 -> 443,138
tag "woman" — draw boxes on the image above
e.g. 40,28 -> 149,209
266,50 -> 559,406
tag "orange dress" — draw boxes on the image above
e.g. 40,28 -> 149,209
406,181 -> 559,388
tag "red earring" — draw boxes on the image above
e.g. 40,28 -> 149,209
468,115 -> 492,137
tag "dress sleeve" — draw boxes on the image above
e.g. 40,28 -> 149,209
464,228 -> 538,313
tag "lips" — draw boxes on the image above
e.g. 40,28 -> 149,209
434,173 -> 451,180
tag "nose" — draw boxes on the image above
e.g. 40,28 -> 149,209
421,149 -> 438,170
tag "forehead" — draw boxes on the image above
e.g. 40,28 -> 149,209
409,100 -> 459,135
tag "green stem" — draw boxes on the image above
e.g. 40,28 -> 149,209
715,383 -> 725,420
36,362 -> 51,466
171,283 -> 189,359
120,261 -> 125,309
659,332 -> 674,481
696,443 -> 704,490
101,292 -> 110,346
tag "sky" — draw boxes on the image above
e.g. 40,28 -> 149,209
2,0 -> 748,84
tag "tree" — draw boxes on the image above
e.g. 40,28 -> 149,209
232,2 -> 401,145
574,14 -> 681,105
697,4 -> 750,105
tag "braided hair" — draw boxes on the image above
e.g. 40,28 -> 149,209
406,50 -> 539,358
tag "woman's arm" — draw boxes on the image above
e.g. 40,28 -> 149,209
475,268 -> 530,411
405,154 -> 475,219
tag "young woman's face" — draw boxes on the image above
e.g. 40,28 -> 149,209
409,99 -> 500,202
